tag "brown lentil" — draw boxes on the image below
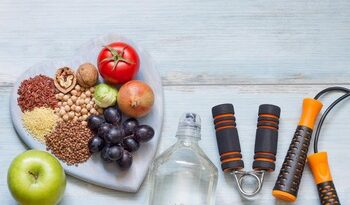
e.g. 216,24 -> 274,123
46,121 -> 93,165
17,75 -> 58,112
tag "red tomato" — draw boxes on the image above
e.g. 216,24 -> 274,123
97,42 -> 140,84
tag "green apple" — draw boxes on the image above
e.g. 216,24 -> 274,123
7,150 -> 66,205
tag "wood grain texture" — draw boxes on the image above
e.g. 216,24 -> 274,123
0,0 -> 350,85
1,0 -> 350,204
1,85 -> 350,204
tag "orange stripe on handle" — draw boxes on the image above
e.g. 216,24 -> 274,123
222,158 -> 241,163
255,158 -> 275,163
214,119 -> 234,125
258,125 -> 277,130
221,151 -> 240,157
216,125 -> 235,131
214,113 -> 234,120
259,114 -> 279,119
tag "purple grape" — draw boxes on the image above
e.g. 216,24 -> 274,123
98,123 -> 112,139
107,145 -> 123,161
134,125 -> 155,142
122,137 -> 140,152
122,118 -> 139,136
104,107 -> 122,125
100,146 -> 113,163
117,150 -> 133,170
87,115 -> 105,132
88,136 -> 105,153
105,126 -> 125,144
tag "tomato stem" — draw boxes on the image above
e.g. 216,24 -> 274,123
101,46 -> 135,70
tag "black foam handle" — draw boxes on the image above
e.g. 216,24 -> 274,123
317,181 -> 340,205
273,125 -> 312,199
253,104 -> 280,172
212,104 -> 244,172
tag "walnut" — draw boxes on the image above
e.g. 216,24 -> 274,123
76,63 -> 98,88
54,67 -> 77,94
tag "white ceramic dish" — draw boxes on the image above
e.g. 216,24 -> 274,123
10,34 -> 164,192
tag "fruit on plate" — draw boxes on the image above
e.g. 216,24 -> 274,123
93,83 -> 118,108
134,125 -> 155,142
87,107 -> 155,170
97,42 -> 140,84
7,150 -> 66,205
117,80 -> 155,118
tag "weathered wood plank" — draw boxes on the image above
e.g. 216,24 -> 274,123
1,85 -> 350,204
0,0 -> 350,85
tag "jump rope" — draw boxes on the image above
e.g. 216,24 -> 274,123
212,86 -> 349,204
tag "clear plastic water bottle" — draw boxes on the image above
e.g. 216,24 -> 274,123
148,113 -> 218,205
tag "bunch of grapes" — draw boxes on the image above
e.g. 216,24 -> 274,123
87,107 -> 154,170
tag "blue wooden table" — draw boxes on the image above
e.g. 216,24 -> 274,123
1,0 -> 350,204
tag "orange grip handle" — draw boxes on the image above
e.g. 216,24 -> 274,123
308,152 -> 340,204
298,98 -> 323,129
308,152 -> 332,184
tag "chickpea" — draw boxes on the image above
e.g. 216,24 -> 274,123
58,93 -> 64,99
78,116 -> 83,121
59,109 -> 66,116
81,108 -> 88,115
86,104 -> 92,110
63,95 -> 69,101
67,99 -> 73,106
84,98 -> 90,104
71,104 -> 76,110
89,100 -> 94,105
62,102 -> 68,106
75,106 -> 81,112
76,99 -> 81,106
80,93 -> 86,99
82,114 -> 88,120
75,85 -> 81,91
97,108 -> 103,114
63,114 -> 69,121
82,121 -> 87,126
68,111 -> 75,119
76,112 -> 81,117
71,90 -> 78,96
64,105 -> 70,112
57,102 -> 62,107
89,87 -> 95,92
90,108 -> 96,114
73,116 -> 78,122
85,90 -> 91,97
71,95 -> 77,102
54,107 -> 60,112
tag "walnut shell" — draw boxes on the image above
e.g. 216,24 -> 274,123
76,63 -> 98,88
54,67 -> 77,94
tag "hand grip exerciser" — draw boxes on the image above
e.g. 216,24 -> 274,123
273,98 -> 323,202
212,103 -> 280,197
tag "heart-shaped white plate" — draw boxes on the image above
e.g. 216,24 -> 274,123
10,34 -> 164,192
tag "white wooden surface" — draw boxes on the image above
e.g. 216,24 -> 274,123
1,0 -> 350,204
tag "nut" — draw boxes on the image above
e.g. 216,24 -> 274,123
54,67 -> 77,94
76,63 -> 98,88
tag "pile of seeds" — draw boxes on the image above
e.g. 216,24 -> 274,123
55,84 -> 103,125
22,107 -> 58,143
17,75 -> 58,112
45,121 -> 93,165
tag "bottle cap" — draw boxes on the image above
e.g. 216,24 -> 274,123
176,113 -> 201,139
